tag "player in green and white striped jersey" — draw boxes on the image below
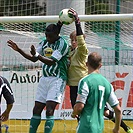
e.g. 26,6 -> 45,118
36,35 -> 68,80
7,21 -> 69,133
71,52 -> 122,133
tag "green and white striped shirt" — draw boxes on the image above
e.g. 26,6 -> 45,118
37,36 -> 69,81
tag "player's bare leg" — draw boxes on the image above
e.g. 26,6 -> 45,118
29,101 -> 46,133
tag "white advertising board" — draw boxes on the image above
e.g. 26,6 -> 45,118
1,65 -> 133,120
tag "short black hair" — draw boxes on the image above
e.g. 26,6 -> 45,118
45,24 -> 59,35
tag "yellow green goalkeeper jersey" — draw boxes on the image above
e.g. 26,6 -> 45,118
67,35 -> 88,86
37,36 -> 69,81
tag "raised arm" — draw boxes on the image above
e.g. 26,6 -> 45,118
7,40 -> 38,62
69,8 -> 88,57
112,105 -> 122,133
30,45 -> 56,66
69,8 -> 83,36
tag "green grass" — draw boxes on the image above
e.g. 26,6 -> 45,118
1,119 -> 133,133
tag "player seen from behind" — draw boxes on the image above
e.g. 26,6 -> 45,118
71,52 -> 122,133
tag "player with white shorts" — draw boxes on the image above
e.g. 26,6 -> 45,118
36,76 -> 66,104
7,21 -> 69,133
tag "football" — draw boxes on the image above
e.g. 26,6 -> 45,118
59,9 -> 74,25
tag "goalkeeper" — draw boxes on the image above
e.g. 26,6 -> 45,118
68,8 -> 133,133
7,21 -> 69,133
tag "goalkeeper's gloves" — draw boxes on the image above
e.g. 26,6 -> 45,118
69,8 -> 83,36
69,8 -> 80,25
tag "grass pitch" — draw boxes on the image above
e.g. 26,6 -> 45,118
1,119 -> 133,133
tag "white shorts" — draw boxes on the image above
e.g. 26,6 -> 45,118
35,76 -> 66,104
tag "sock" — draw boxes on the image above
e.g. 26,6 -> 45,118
29,114 -> 41,133
44,116 -> 54,133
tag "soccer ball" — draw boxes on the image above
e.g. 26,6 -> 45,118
59,9 -> 74,25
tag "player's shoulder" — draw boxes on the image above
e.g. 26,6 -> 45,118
79,75 -> 89,83
39,38 -> 47,45
59,36 -> 69,45
100,74 -> 110,82
57,37 -> 69,51
0,76 -> 4,82
0,76 -> 9,86
83,73 -> 107,83
0,76 -> 3,85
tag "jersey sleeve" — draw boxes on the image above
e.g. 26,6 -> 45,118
77,35 -> 88,54
2,85 -> 14,104
51,38 -> 69,61
107,84 -> 119,108
76,79 -> 89,104
2,77 -> 15,104
76,35 -> 88,63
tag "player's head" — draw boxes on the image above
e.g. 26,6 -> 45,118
45,24 -> 60,44
70,31 -> 86,49
87,52 -> 102,70
70,31 -> 77,49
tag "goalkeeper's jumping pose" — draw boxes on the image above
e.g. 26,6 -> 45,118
68,8 -> 133,133
7,21 -> 69,133
67,8 -> 89,121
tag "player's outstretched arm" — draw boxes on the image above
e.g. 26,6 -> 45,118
69,8 -> 83,36
69,8 -> 88,55
30,45 -> 56,66
69,8 -> 80,25
7,40 -> 38,62
56,20 -> 63,33
112,104 -> 122,133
